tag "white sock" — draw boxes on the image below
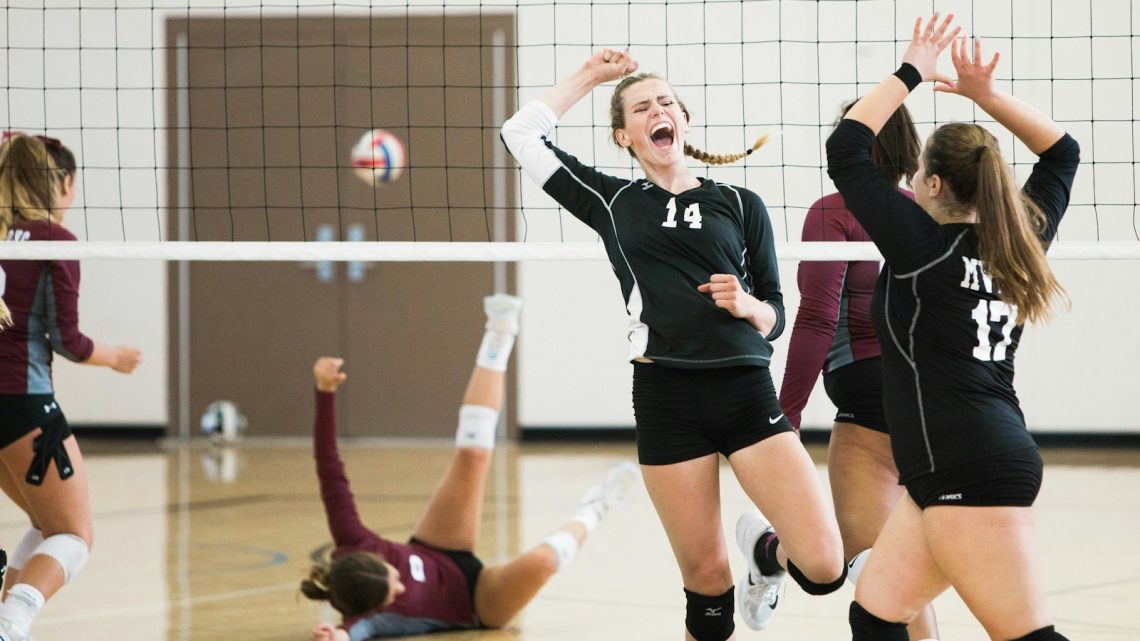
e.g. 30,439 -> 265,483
454,404 -> 499,450
0,584 -> 45,640
573,487 -> 605,533
847,548 -> 872,585
475,330 -> 515,372
541,531 -> 580,571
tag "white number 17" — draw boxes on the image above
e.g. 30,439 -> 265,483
970,300 -> 1017,361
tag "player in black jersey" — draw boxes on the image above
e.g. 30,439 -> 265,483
502,50 -> 846,641
827,15 -> 1079,641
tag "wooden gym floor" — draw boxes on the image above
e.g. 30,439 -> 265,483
3,439 -> 1138,641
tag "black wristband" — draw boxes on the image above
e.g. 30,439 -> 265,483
892,63 -> 922,92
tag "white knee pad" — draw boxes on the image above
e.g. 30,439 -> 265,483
35,533 -> 89,584
455,404 -> 499,450
9,528 -> 44,570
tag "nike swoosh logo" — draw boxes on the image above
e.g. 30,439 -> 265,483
768,414 -> 784,424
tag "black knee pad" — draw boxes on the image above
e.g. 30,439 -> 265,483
788,559 -> 847,595
849,601 -> 908,641
684,587 -> 735,641
1011,625 -> 1070,641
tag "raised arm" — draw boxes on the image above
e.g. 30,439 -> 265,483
539,49 -> 638,119
312,357 -> 375,550
935,37 -> 1064,154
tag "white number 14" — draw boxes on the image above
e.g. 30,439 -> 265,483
971,300 -> 1017,361
662,197 -> 702,229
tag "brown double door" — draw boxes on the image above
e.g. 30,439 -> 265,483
166,14 -> 517,438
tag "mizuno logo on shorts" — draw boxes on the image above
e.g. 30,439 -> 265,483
705,607 -> 722,616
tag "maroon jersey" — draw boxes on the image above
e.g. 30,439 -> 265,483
313,391 -> 480,635
0,219 -> 94,394
778,192 -> 908,429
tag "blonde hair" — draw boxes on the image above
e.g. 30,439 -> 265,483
924,123 -> 1067,324
609,73 -> 769,166
0,134 -> 65,238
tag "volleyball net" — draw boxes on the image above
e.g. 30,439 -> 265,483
1,0 -> 1138,261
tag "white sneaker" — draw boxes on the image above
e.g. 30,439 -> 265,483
735,510 -> 785,631
484,293 -> 522,335
578,461 -> 640,523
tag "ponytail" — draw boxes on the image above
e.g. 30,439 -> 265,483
973,145 -> 1066,323
684,134 -> 771,166
0,134 -> 64,238
299,552 -> 391,618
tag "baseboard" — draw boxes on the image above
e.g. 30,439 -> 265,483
70,424 -> 167,439
521,426 -> 1140,448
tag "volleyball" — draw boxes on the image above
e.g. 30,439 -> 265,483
200,400 -> 247,443
351,129 -> 406,186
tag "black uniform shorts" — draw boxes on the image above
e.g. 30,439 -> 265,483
906,446 -> 1043,508
822,358 -> 888,434
408,537 -> 484,601
633,363 -> 794,466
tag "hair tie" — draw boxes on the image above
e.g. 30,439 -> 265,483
975,145 -> 988,161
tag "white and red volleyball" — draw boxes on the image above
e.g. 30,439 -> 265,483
351,128 -> 406,186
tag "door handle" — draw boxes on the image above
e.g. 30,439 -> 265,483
302,224 -> 336,283
346,223 -> 372,283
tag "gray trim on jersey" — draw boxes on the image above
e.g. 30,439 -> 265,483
884,229 -> 969,474
26,270 -> 54,394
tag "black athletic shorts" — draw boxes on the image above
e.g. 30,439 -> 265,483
633,363 -> 794,466
906,446 -> 1043,508
408,537 -> 484,600
822,358 -> 888,434
0,394 -> 69,449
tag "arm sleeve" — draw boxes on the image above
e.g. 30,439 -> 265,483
778,200 -> 849,429
501,100 -> 632,231
739,188 -> 785,341
826,119 -> 945,273
44,259 -> 94,362
1021,133 -> 1080,244
314,390 -> 381,550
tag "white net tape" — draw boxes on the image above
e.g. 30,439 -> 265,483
0,241 -> 1135,261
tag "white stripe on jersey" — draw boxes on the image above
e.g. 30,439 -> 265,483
502,101 -> 650,359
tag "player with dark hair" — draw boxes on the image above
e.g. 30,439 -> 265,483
826,15 -> 1079,641
502,50 -> 845,641
0,132 -> 142,641
303,295 -> 637,641
780,102 -> 939,640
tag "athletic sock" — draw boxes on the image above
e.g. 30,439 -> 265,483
753,531 -> 782,576
0,584 -> 45,641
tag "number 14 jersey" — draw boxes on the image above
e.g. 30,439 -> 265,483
502,100 -> 785,369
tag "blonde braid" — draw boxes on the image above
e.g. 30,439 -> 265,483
684,133 -> 771,166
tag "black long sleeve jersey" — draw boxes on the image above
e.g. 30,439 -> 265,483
502,100 -> 785,369
827,118 -> 1080,482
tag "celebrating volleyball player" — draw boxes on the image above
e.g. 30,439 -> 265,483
779,101 -> 939,640
304,294 -> 637,641
0,133 -> 143,641
827,14 -> 1079,641
501,51 -> 845,640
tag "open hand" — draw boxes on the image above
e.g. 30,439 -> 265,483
901,13 -> 960,85
311,623 -> 348,641
581,48 -> 639,84
313,357 -> 347,393
934,36 -> 999,102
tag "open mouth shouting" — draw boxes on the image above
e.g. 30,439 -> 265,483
650,122 -> 676,150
